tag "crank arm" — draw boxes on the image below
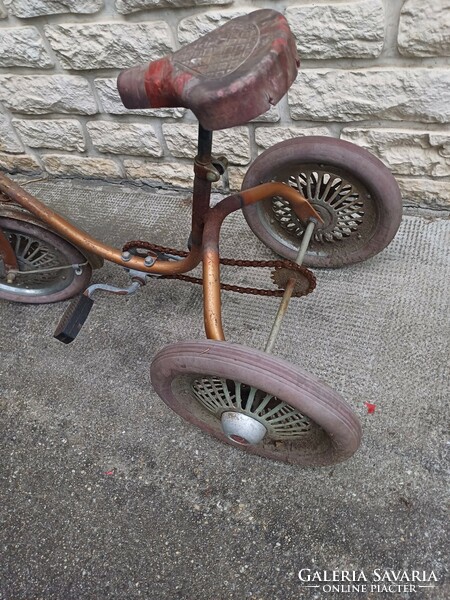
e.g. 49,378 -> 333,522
84,279 -> 143,299
54,269 -> 147,344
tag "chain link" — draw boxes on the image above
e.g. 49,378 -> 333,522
122,240 -> 316,297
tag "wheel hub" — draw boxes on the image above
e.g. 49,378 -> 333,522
221,411 -> 267,445
190,376 -> 312,441
307,201 -> 338,231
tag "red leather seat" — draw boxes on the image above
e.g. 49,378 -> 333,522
117,9 -> 299,131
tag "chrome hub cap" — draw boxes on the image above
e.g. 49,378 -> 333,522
220,411 -> 267,445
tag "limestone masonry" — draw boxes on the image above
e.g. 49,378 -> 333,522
0,0 -> 449,209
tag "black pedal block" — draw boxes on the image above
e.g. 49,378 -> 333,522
54,294 -> 94,344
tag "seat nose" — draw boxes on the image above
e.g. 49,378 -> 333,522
117,65 -> 151,110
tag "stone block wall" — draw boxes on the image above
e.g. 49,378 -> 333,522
0,0 -> 449,209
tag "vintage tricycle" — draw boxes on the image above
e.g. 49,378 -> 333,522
0,10 -> 402,466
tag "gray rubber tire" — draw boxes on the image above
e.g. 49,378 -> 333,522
0,217 -> 92,304
150,340 -> 362,466
242,136 -> 402,268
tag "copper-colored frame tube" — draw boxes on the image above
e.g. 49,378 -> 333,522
0,171 -> 320,340
202,184 -> 321,341
0,173 -> 318,277
0,172 -> 203,275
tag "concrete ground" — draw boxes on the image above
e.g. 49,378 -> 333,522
0,177 -> 449,600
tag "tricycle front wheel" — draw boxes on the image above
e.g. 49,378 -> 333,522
242,136 -> 402,268
150,340 -> 361,466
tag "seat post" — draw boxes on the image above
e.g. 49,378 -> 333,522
190,124 -> 214,249
197,124 -> 213,161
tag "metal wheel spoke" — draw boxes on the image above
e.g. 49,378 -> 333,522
235,381 -> 243,408
267,408 -> 303,425
313,171 -> 324,201
244,385 -> 258,412
26,246 -> 42,262
34,253 -> 55,268
325,180 -> 346,205
295,174 -> 303,192
253,393 -> 274,415
332,189 -> 358,210
318,173 -> 335,201
339,203 -> 362,215
21,237 -> 34,257
219,378 -> 234,407
13,234 -> 21,256
260,402 -> 286,420
210,377 -> 233,406
305,170 -> 313,200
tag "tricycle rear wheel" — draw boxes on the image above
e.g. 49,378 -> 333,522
0,217 -> 92,304
242,136 -> 402,268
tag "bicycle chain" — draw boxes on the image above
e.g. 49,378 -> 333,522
122,240 -> 316,298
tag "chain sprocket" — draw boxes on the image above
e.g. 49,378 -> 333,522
271,267 -> 314,296
122,240 -> 316,298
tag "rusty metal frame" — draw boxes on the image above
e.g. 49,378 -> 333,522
202,185 -> 321,341
0,123 -> 321,342
0,171 -> 204,276
0,175 -> 319,340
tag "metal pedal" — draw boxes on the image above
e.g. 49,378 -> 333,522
54,293 -> 94,344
